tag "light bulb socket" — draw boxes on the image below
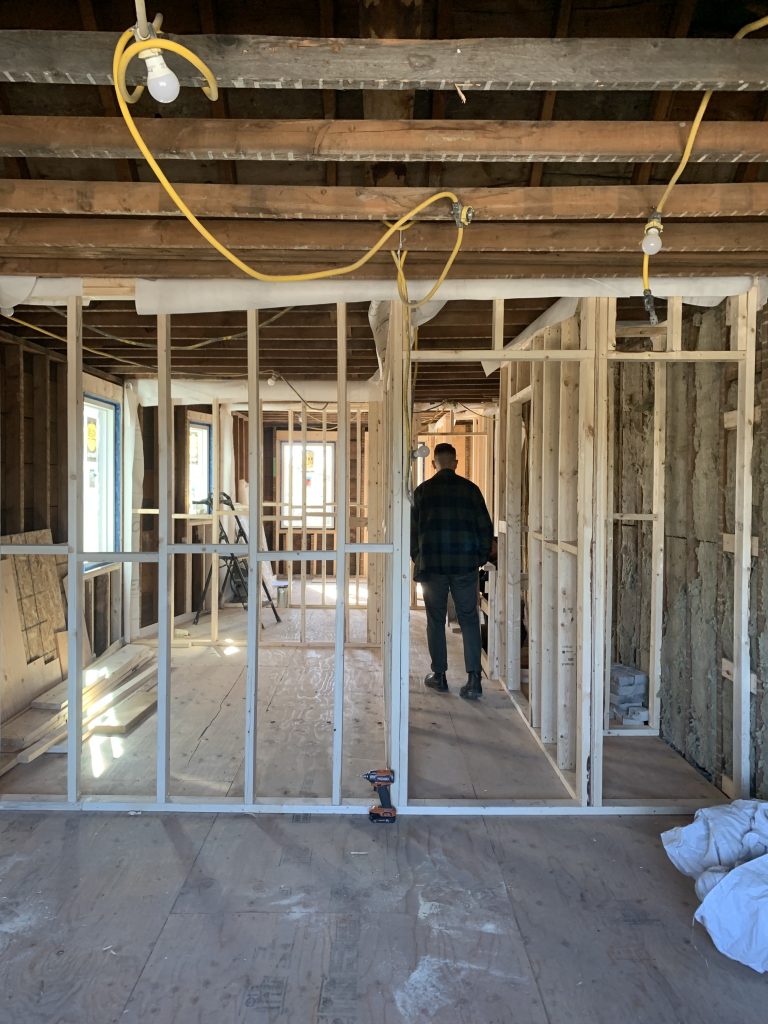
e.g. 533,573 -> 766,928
641,212 -> 663,255
411,443 -> 430,460
643,288 -> 658,327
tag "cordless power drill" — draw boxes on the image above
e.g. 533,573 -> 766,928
362,768 -> 396,823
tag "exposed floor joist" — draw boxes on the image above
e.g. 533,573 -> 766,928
3,116 -> 768,163
1,32 -> 767,91
4,180 -> 768,220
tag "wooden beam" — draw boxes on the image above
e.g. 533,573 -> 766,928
2,216 -> 768,253
3,117 -> 768,164
631,0 -> 697,187
2,255 -> 765,280
76,0 -> 137,184
529,0 -> 573,188
1,32 -> 767,91
5,179 -> 768,220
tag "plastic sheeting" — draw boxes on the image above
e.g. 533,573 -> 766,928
661,800 -> 768,973
134,276 -> 766,316
481,297 -> 580,375
0,275 -> 82,313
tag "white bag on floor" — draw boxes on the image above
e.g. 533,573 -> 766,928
661,800 -> 768,878
694,854 -> 768,973
661,800 -> 768,973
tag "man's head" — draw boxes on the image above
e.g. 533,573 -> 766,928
433,442 -> 458,472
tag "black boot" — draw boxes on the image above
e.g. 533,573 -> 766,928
459,671 -> 483,700
424,672 -> 448,692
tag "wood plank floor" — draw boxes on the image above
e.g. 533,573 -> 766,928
0,811 -> 765,1023
1,607 -> 724,806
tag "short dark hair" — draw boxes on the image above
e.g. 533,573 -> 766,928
434,443 -> 457,457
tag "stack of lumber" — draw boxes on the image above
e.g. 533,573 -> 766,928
0,643 -> 157,778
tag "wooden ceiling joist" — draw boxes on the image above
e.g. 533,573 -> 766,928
1,32 -> 767,91
2,217 -> 768,254
2,117 -> 768,165
2,256 -> 763,280
3,180 -> 768,221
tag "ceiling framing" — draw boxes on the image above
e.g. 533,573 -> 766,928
0,0 -> 767,400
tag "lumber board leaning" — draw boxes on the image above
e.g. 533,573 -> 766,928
0,707 -> 68,752
90,692 -> 157,736
2,117 -> 768,164
31,643 -> 154,711
0,33 -> 766,91
10,664 -> 157,760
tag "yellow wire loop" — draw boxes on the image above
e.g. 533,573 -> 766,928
116,34 -> 219,103
643,14 -> 768,296
112,30 -> 469,292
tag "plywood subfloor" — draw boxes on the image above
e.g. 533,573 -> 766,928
0,638 -> 386,801
603,735 -> 726,803
408,612 -> 572,801
1,607 -> 725,806
0,811 -> 764,1024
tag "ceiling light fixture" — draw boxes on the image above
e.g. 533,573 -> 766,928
143,51 -> 180,104
116,2 -> 217,107
641,213 -> 663,256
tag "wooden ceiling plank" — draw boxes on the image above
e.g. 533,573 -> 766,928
76,0 -> 137,185
3,116 -> 768,163
631,0 -> 698,187
1,32 -> 767,91
529,0 -> 573,189
3,179 -> 768,220
2,216 -> 767,253
3,256 -> 763,278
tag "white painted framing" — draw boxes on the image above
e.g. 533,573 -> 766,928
0,287 -> 759,815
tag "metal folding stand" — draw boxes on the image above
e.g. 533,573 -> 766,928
192,493 -> 281,627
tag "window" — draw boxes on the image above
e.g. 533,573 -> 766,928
280,441 -> 335,529
83,396 -> 120,553
188,421 -> 212,513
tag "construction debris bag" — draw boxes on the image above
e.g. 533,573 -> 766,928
661,800 -> 768,877
694,854 -> 768,974
661,800 -> 768,974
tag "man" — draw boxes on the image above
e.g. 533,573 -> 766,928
410,442 -> 493,700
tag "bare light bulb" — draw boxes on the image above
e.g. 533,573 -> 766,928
0,306 -> 14,317
145,54 -> 180,103
266,373 -> 278,387
641,226 -> 663,256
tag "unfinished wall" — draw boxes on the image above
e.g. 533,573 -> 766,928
615,302 -> 768,796
752,312 -> 768,797
661,307 -> 724,780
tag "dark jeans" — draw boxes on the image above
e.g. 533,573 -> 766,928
421,571 -> 481,674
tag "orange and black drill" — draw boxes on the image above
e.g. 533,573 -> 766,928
362,768 -> 396,823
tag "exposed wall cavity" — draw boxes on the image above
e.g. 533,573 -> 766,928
613,302 -> 768,796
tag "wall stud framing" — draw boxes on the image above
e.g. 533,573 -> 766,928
647,302 -> 673,729
331,302 -> 348,805
155,313 -> 173,803
65,295 -> 84,803
730,285 -> 758,798
244,308 -> 259,803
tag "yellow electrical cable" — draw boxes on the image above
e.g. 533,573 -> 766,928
112,30 -> 472,290
2,313 -> 147,370
642,13 -> 768,294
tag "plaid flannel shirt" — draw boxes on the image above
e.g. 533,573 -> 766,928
410,469 -> 493,581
